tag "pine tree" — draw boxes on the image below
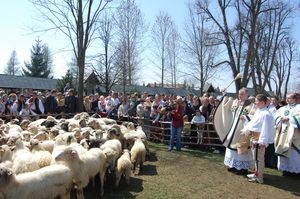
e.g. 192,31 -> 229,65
56,70 -> 74,92
23,39 -> 52,78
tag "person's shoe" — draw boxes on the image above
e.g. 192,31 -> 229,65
236,169 -> 248,175
248,177 -> 263,184
247,173 -> 256,178
168,148 -> 172,151
227,167 -> 237,172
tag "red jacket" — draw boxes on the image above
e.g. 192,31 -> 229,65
171,105 -> 184,128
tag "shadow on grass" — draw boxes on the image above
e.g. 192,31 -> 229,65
264,173 -> 300,196
71,173 -> 145,199
138,164 -> 158,176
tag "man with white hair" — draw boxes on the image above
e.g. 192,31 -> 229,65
275,93 -> 300,177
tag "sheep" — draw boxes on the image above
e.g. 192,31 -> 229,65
115,149 -> 132,187
7,124 -> 23,135
87,118 -> 105,129
130,138 -> 146,174
100,117 -> 117,125
32,131 -> 50,141
100,139 -> 122,174
100,139 -> 122,160
0,165 -> 73,199
7,136 -> 40,174
19,119 -> 30,130
67,118 -> 87,132
40,116 -> 57,128
29,139 -> 55,154
21,130 -> 32,142
0,145 -> 12,169
54,146 -> 108,198
73,112 -> 90,120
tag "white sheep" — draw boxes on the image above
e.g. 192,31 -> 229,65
130,138 -> 146,174
54,146 -> 108,198
32,131 -> 49,141
115,149 -> 132,187
0,145 -> 13,169
29,139 -> 55,154
0,165 -> 73,199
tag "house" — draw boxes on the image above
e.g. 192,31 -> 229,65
0,74 -> 58,93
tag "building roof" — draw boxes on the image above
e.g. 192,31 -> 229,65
0,74 -> 58,90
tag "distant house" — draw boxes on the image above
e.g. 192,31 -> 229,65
0,74 -> 58,93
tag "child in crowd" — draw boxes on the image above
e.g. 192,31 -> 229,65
182,115 -> 191,136
20,103 -> 31,120
191,109 -> 206,144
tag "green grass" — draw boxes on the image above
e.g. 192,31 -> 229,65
78,142 -> 300,199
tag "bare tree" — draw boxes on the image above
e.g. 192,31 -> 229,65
31,0 -> 112,111
252,0 -> 292,94
91,11 -> 122,94
195,0 -> 268,93
151,11 -> 176,87
4,50 -> 21,76
114,0 -> 146,88
167,26 -> 181,88
182,3 -> 219,95
271,37 -> 296,98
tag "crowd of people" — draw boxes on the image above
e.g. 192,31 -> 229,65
1,86 -> 299,184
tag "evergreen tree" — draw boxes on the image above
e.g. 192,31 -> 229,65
56,70 -> 74,92
23,39 -> 52,78
4,50 -> 21,76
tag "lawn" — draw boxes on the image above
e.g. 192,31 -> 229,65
76,142 -> 300,199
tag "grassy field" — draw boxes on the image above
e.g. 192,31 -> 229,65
76,142 -> 300,199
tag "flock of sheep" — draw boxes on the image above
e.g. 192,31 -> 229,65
0,112 -> 149,199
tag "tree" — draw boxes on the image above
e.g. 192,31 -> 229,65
114,0 -> 146,88
167,26 -> 181,88
182,3 -> 219,95
4,50 -> 21,76
195,0 -> 267,93
92,11 -> 122,94
23,39 -> 52,78
271,37 -> 296,98
56,69 -> 74,93
151,11 -> 176,87
252,1 -> 293,94
31,0 -> 112,111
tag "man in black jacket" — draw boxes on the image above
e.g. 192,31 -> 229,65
64,89 -> 77,114
44,89 -> 58,114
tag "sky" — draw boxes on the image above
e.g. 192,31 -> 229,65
0,0 -> 299,92
0,0 -> 190,84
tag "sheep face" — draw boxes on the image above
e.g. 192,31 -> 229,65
55,148 -> 79,163
0,167 -> 13,187
0,145 -> 12,160
6,136 -> 20,147
20,120 -> 30,130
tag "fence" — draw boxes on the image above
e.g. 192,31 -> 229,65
0,112 -> 224,149
116,116 -> 224,148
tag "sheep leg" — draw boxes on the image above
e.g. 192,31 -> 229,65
125,169 -> 131,185
60,192 -> 71,199
115,171 -> 121,187
99,171 -> 105,197
76,188 -> 85,199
